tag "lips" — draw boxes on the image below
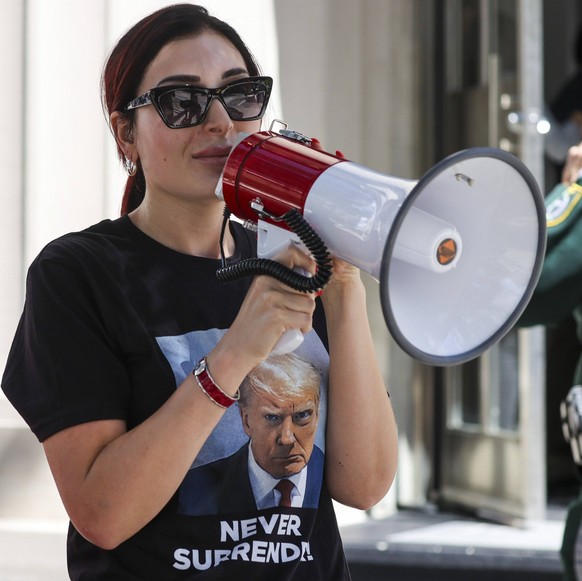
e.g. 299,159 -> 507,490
192,145 -> 233,160
279,454 -> 304,464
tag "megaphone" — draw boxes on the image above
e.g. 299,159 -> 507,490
215,125 -> 546,366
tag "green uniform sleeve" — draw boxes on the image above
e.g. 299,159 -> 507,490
519,180 -> 582,327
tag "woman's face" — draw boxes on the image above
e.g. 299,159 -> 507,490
131,31 -> 263,207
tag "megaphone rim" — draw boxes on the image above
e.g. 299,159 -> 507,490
379,146 -> 547,367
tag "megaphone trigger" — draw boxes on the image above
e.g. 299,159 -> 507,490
216,211 -> 331,355
216,208 -> 332,292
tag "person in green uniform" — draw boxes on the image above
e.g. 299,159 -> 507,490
520,143 -> 582,581
519,143 -> 582,371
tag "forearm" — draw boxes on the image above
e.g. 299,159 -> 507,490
322,277 -> 398,509
44,353 -> 244,550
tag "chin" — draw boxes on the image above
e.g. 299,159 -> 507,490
282,461 -> 307,477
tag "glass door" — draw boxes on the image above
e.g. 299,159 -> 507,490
437,0 -> 546,521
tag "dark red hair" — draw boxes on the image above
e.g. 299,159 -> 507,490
101,4 -> 261,215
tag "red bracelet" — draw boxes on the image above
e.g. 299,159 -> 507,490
193,356 -> 239,409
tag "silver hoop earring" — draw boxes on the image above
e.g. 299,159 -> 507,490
124,158 -> 137,176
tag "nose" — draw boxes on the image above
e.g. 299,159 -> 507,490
277,418 -> 296,446
203,96 -> 234,133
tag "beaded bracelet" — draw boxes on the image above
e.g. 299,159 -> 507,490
193,356 -> 240,409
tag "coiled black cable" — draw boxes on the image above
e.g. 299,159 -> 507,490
216,209 -> 333,293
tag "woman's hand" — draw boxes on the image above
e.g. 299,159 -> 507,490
209,245 -> 319,387
323,256 -> 360,287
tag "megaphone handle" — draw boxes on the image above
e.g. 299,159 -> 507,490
271,263 -> 308,354
256,220 -> 310,354
271,328 -> 305,354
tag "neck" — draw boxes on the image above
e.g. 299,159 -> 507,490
129,196 -> 235,258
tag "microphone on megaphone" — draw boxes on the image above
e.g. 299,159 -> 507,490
215,124 -> 546,366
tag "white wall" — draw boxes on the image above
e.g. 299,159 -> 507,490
25,0 -> 108,265
0,1 -> 25,365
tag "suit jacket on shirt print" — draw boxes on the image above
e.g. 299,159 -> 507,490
178,442 -> 325,516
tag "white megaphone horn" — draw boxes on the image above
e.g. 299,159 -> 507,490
215,124 -> 546,366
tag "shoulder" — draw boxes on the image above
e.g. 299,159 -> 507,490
28,218 -> 126,272
546,181 -> 582,233
307,445 -> 325,474
27,217 -> 139,285
35,217 -> 130,263
181,444 -> 250,497
20,218 -> 146,312
198,442 -> 250,477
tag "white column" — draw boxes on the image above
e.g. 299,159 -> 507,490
24,1 -> 108,266
0,1 -> 25,365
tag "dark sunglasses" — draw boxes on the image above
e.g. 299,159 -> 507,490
124,76 -> 273,129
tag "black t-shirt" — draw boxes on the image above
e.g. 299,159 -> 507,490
2,216 -> 349,580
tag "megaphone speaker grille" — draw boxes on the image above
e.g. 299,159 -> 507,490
381,147 -> 546,366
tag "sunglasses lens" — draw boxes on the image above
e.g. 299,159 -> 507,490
222,80 -> 269,121
154,79 -> 270,128
157,88 -> 208,127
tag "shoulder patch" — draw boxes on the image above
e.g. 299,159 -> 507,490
547,183 -> 582,228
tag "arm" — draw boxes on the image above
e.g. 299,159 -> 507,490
43,381 -> 225,550
42,245 -> 317,550
321,258 -> 398,509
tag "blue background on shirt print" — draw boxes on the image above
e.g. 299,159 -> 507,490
156,328 -> 329,469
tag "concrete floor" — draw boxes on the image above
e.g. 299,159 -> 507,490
341,509 -> 565,580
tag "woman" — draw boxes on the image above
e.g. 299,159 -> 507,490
2,4 -> 397,579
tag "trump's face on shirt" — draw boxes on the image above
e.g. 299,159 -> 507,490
240,386 -> 319,479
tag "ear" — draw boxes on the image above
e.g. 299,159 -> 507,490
239,406 -> 252,438
110,110 -> 137,160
